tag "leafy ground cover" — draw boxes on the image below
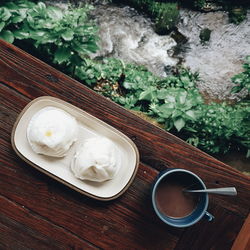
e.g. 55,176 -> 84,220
114,0 -> 250,35
0,0 -> 99,73
76,59 -> 250,156
114,0 -> 179,34
231,56 -> 250,94
0,0 -> 249,158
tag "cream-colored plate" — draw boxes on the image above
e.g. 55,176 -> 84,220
11,96 -> 139,201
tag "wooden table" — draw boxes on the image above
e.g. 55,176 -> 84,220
0,39 -> 249,249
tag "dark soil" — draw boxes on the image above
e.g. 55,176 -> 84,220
217,151 -> 250,176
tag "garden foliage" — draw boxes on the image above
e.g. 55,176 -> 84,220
0,0 -> 99,73
114,0 -> 179,34
76,58 -> 250,156
231,56 -> 250,95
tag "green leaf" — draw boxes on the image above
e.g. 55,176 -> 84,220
123,81 -> 134,89
118,96 -> 126,105
157,89 -> 168,99
4,2 -> 19,10
70,54 -> 83,66
165,94 -> 176,103
26,15 -> 34,25
185,110 -> 196,120
62,30 -> 74,41
174,118 -> 185,131
11,15 -> 24,23
0,8 -> 11,21
177,90 -> 187,104
231,86 -> 242,93
29,30 -> 46,40
0,30 -> 14,43
172,109 -> 182,118
232,74 -> 244,84
186,137 -> 199,146
47,7 -> 63,20
157,104 -> 174,118
40,33 -> 57,44
86,43 -> 99,53
54,47 -> 71,64
185,127 -> 198,133
37,2 -> 46,10
139,87 -> 157,101
181,76 -> 194,88
40,21 -> 53,29
160,108 -> 174,118
165,120 -> 174,130
162,103 -> 175,109
246,149 -> 250,158
13,30 -> 29,39
0,22 -> 5,32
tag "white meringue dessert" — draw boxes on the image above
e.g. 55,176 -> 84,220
27,107 -> 78,157
71,137 -> 121,182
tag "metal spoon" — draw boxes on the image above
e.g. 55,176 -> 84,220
184,187 -> 237,196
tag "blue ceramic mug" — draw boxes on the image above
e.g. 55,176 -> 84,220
152,169 -> 214,228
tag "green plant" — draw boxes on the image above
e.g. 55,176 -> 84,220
76,58 -> 124,86
119,67 -> 202,131
114,0 -> 179,34
148,87 -> 203,131
231,56 -> 250,95
194,0 -> 206,10
116,63 -> 161,109
228,7 -> 247,25
0,1 -> 99,74
149,2 -> 179,34
199,28 -> 211,44
0,0 -> 35,43
117,66 -> 203,131
75,57 -> 250,156
188,101 -> 250,155
75,58 -> 126,98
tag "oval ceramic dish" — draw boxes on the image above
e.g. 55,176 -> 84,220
11,96 -> 139,201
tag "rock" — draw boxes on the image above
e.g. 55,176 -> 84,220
199,28 -> 212,44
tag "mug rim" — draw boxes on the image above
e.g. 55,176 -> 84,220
152,168 -> 209,228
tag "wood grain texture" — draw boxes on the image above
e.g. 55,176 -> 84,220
232,213 -> 250,250
174,205 -> 245,250
0,134 -> 180,249
0,40 -> 250,249
0,195 -> 98,250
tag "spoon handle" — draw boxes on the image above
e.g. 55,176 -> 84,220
185,187 -> 237,196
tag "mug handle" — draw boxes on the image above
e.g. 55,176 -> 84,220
204,211 -> 214,222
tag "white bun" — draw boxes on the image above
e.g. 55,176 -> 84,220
27,107 -> 78,157
71,137 -> 121,182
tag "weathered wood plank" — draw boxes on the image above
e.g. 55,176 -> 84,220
0,136 -> 180,249
0,41 -> 249,216
0,85 -> 240,250
174,204 -> 245,250
0,195 -> 98,250
232,213 -> 250,250
0,40 -> 250,249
